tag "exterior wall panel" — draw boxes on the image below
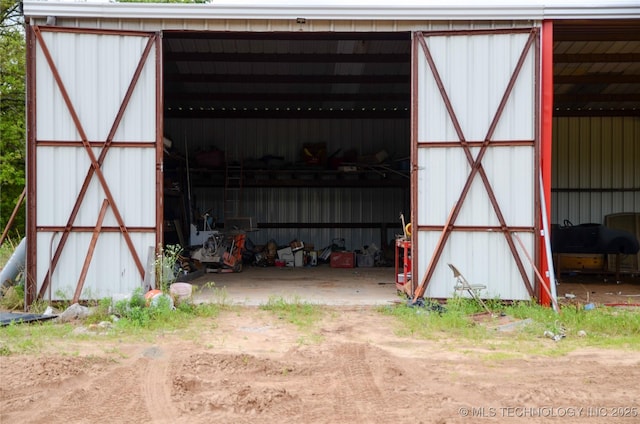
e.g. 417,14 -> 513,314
552,116 -> 640,225
31,29 -> 159,301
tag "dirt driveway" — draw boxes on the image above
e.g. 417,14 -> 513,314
1,305 -> 639,424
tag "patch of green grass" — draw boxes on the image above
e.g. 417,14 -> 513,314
0,284 -> 24,310
0,320 -> 76,354
380,298 -> 640,355
0,237 -> 21,268
379,297 -> 490,340
198,282 -> 231,307
505,301 -> 640,341
0,288 -> 227,354
296,333 -> 324,346
480,351 -> 524,361
260,295 -> 323,330
110,292 -> 223,334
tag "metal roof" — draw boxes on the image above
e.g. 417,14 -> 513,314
21,0 -> 640,21
163,32 -> 412,119
162,23 -> 639,118
553,20 -> 640,116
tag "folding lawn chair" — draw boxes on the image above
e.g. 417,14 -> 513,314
448,263 -> 493,316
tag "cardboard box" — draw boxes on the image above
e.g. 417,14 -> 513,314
277,247 -> 294,266
330,251 -> 355,268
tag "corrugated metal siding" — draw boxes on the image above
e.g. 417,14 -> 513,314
36,32 -> 155,142
34,30 -> 157,300
191,186 -> 407,250
415,29 -> 537,300
44,18 -> 535,33
552,116 -> 640,225
36,233 -> 156,300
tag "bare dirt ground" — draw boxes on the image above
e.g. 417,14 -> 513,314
1,303 -> 640,424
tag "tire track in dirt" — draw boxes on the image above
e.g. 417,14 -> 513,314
141,346 -> 181,424
169,351 -> 306,424
0,355 -> 148,424
301,343 -> 398,423
9,362 -> 149,423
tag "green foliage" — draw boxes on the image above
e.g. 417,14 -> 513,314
155,244 -> 183,292
1,0 -> 26,237
0,282 -> 23,310
0,238 -> 14,266
0,287 -> 222,356
0,320 -> 75,354
506,301 -> 640,341
380,298 -> 488,340
102,285 -> 221,332
1,1 -> 23,29
84,297 -> 114,325
0,344 -> 10,356
27,298 -> 50,314
380,299 -> 640,353
260,295 -> 323,330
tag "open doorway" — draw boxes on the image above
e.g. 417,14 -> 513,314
160,31 -> 412,281
551,20 -> 640,282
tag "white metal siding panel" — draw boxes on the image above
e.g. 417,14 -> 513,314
99,148 -> 157,227
552,117 -> 640,225
35,35 -> 79,141
36,32 -> 153,142
36,147 -> 154,228
417,231 -> 535,300
418,147 -> 534,230
415,29 -> 537,300
36,232 -> 156,300
34,30 -> 158,300
419,33 -> 535,142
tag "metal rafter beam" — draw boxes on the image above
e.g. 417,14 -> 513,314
164,31 -> 411,41
165,73 -> 409,84
555,93 -> 640,102
165,92 -> 408,102
554,53 -> 640,63
164,108 -> 409,119
555,74 -> 639,84
553,108 -> 640,117
164,52 -> 409,63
